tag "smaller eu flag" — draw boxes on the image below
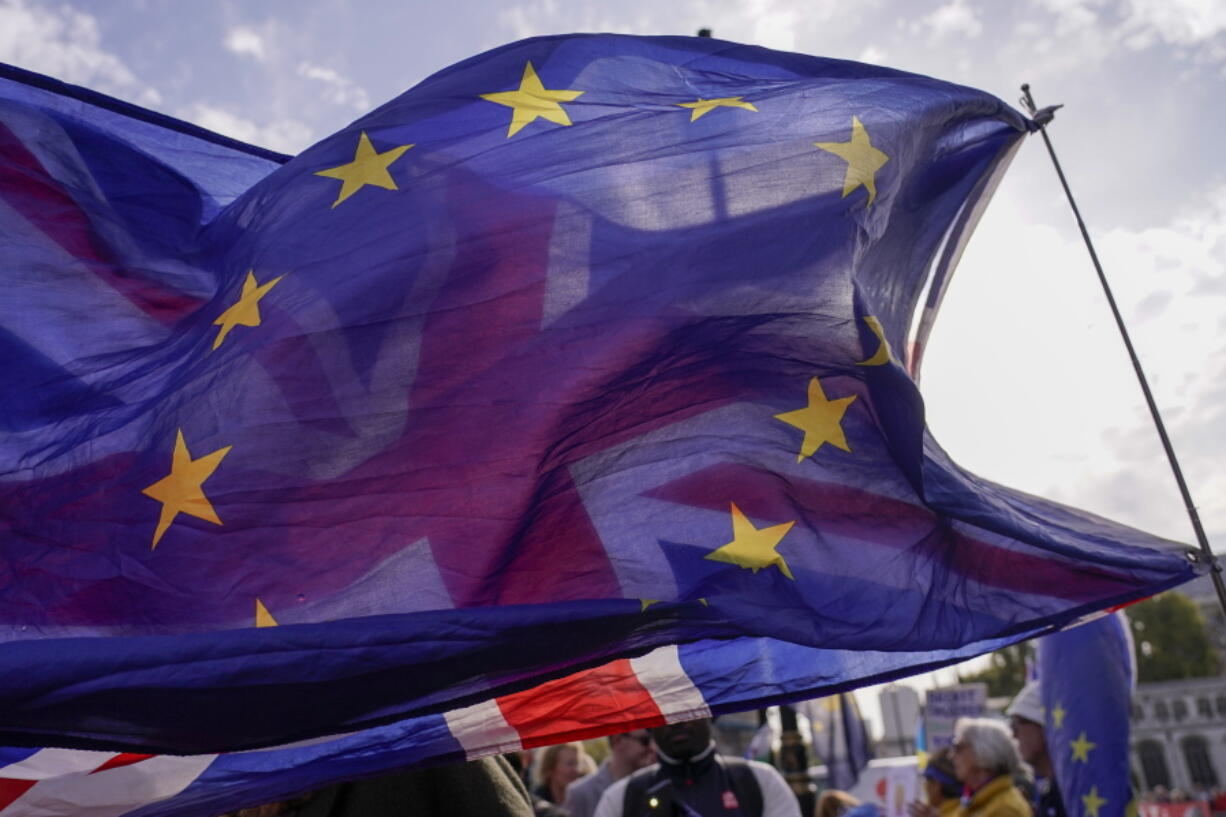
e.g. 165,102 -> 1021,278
1038,614 -> 1136,817
805,693 -> 873,791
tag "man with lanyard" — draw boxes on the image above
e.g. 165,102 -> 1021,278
1007,683 -> 1067,817
592,718 -> 800,817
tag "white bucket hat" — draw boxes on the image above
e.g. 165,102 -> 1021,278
1006,681 -> 1044,725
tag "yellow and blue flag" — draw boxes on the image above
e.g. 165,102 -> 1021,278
1038,613 -> 1137,817
805,693 -> 873,790
0,32 -> 1200,794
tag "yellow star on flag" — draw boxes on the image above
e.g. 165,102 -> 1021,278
705,502 -> 796,579
774,376 -> 857,462
814,116 -> 889,206
480,61 -> 584,138
856,315 -> 892,366
676,97 -> 758,122
213,270 -> 284,350
314,131 -> 414,208
142,430 -> 232,548
1070,731 -> 1097,763
1082,786 -> 1107,817
1051,702 -> 1067,729
255,598 -> 278,627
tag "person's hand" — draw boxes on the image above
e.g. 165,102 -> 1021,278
907,801 -> 938,817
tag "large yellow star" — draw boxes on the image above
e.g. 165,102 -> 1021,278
1051,702 -> 1067,729
814,116 -> 889,206
142,430 -> 232,549
774,377 -> 857,462
676,97 -> 758,122
314,131 -> 414,208
480,61 -> 584,138
213,270 -> 284,350
705,502 -> 796,580
255,598 -> 278,628
1070,731 -> 1097,763
1082,786 -> 1107,817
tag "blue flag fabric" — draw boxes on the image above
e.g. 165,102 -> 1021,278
0,32 -> 1200,757
1038,613 -> 1136,817
0,637 -> 1046,817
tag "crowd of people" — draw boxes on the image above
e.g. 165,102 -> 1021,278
480,708 -> 1045,817
506,718 -> 801,817
1139,786 -> 1226,813
220,681 -> 1142,817
222,699 -> 1072,817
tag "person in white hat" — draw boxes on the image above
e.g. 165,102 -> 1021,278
1006,682 -> 1066,817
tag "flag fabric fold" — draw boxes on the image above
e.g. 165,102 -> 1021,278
0,29 -> 1199,769
0,637 -> 1023,817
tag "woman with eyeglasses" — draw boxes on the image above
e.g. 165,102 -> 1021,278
947,719 -> 1030,817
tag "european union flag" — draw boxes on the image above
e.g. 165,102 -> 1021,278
0,32 -> 1200,762
1038,613 -> 1136,817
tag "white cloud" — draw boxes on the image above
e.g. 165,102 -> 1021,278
1121,0 -> 1226,47
223,26 -> 267,61
1020,0 -> 1226,70
178,102 -> 313,155
922,177 -> 1226,545
296,62 -> 370,111
0,0 -> 160,104
494,0 -> 868,54
746,0 -> 797,52
1027,0 -> 1108,35
920,0 -> 983,39
1092,188 -> 1226,540
858,45 -> 888,64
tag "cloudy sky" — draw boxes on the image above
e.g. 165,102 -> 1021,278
2,0 -> 1222,730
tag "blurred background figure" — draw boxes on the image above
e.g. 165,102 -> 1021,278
504,750 -> 567,817
907,747 -> 961,817
817,789 -> 882,817
566,730 -> 655,817
593,717 -> 800,817
1007,681 -> 1065,817
817,790 -> 863,817
950,718 -> 1030,817
536,742 -> 592,807
254,755 -> 536,817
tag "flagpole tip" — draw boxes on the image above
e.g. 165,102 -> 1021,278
1019,83 -> 1039,118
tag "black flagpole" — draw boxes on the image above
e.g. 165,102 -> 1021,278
1019,84 -> 1226,619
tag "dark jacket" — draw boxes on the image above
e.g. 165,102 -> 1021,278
296,755 -> 535,817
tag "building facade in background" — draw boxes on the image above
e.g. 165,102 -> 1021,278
1132,676 -> 1226,793
1130,578 -> 1226,793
